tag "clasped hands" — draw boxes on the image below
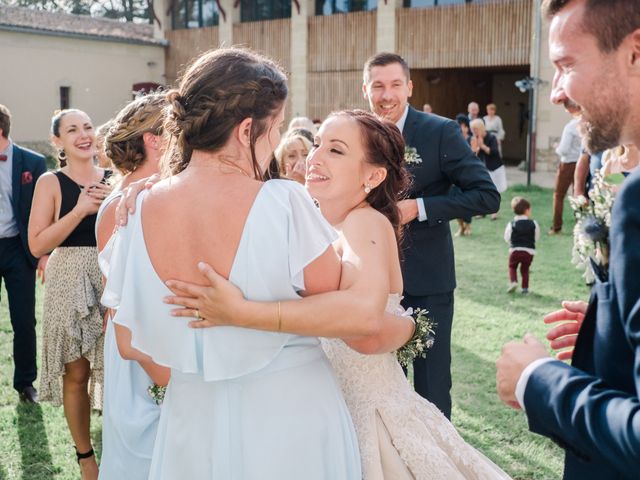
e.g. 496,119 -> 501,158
496,300 -> 587,409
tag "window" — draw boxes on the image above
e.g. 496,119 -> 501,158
316,0 -> 376,15
241,0 -> 290,22
403,0 -> 473,6
60,86 -> 70,110
172,0 -> 219,29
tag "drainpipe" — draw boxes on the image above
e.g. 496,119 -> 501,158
528,0 -> 542,186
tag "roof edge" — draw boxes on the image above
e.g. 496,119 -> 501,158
0,23 -> 167,47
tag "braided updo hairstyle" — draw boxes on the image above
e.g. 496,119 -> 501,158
163,48 -> 288,177
329,110 -> 410,244
104,93 -> 167,174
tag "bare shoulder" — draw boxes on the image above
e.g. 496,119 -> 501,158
342,207 -> 395,242
34,171 -> 60,193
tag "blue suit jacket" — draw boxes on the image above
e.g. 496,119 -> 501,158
401,107 -> 500,296
523,169 -> 640,479
10,144 -> 47,268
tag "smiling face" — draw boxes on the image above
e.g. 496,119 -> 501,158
363,63 -> 413,124
548,1 -> 632,152
282,138 -> 309,176
53,111 -> 96,162
305,115 -> 379,208
468,102 -> 479,119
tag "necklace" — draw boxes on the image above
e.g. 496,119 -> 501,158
188,161 -> 254,178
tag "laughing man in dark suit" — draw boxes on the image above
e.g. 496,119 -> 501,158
362,53 -> 500,419
496,1 -> 640,478
0,104 -> 47,403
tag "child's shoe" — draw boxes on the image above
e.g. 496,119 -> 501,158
507,282 -> 518,293
521,288 -> 529,294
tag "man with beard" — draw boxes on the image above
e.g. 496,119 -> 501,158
496,1 -> 640,478
362,53 -> 500,419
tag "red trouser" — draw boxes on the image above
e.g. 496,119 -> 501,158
509,250 -> 534,289
552,161 -> 576,232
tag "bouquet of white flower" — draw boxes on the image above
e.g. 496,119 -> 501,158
570,171 -> 623,282
396,308 -> 436,368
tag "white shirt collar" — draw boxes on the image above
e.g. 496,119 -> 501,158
395,105 -> 410,133
513,215 -> 530,221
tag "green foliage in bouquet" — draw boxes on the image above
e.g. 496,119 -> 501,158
396,309 -> 436,368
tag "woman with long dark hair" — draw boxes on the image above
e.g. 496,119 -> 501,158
100,48 -> 363,479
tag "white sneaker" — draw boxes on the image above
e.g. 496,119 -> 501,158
507,282 -> 518,293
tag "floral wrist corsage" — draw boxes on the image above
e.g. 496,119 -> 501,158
147,384 -> 167,405
396,308 -> 436,367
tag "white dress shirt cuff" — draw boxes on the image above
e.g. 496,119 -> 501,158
416,198 -> 427,222
515,357 -> 557,411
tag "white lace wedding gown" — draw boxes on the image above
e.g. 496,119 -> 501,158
321,294 -> 512,480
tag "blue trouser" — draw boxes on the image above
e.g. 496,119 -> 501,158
402,291 -> 454,420
0,235 -> 37,390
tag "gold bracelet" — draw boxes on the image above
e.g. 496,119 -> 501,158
277,301 -> 282,332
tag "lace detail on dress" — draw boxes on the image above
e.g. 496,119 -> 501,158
321,294 -> 511,480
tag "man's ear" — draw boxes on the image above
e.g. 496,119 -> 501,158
629,28 -> 640,73
407,79 -> 414,98
362,82 -> 369,101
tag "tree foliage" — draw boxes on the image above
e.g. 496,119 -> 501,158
1,0 -> 153,23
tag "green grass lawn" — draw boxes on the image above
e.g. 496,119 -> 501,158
0,185 -> 587,480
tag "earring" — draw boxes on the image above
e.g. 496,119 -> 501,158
364,184 -> 372,194
57,149 -> 66,161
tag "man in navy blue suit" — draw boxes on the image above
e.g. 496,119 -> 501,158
362,53 -> 500,419
496,1 -> 640,478
0,105 -> 47,403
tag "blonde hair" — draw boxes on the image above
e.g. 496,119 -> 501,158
486,103 -> 497,112
470,118 -> 486,134
105,93 -> 166,174
274,131 -> 312,173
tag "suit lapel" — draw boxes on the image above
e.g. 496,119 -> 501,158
402,106 -> 420,148
11,144 -> 22,214
572,290 -> 598,370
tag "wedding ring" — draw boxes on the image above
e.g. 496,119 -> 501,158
195,309 -> 200,320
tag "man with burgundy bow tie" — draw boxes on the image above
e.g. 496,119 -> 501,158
0,104 -> 47,403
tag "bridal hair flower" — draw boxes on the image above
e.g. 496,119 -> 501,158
404,146 -> 423,165
396,308 -> 436,368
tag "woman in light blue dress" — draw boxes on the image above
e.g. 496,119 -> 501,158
96,93 -> 169,479
100,48 -> 362,480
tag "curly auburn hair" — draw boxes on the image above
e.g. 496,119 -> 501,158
327,110 -> 410,244
162,47 -> 288,177
104,93 -> 167,174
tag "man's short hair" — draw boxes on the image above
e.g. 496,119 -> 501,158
0,104 -> 11,139
455,114 -> 470,129
511,196 -> 531,215
542,0 -> 640,53
363,52 -> 410,84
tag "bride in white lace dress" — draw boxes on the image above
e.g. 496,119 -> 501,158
163,110 -> 511,480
